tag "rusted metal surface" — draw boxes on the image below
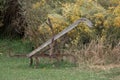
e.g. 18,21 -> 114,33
27,18 -> 93,57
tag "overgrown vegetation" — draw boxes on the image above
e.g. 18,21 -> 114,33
0,0 -> 120,72
0,0 -> 27,38
24,0 -> 120,65
26,0 -> 120,46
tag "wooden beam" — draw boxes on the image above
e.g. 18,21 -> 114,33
27,18 -> 93,57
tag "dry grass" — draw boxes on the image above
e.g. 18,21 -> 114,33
89,64 -> 120,70
66,40 -> 120,66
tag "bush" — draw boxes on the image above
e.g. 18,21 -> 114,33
25,0 -> 120,65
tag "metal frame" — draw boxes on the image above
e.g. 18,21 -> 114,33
27,18 -> 93,57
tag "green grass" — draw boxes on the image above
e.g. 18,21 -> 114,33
0,55 -> 110,80
0,39 -> 33,54
0,39 -> 120,80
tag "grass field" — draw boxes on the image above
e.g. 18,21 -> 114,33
0,39 -> 120,80
0,56 -> 109,80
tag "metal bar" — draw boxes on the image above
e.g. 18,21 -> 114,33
27,18 -> 93,57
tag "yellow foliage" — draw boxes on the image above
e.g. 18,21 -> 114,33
113,5 -> 120,16
48,14 -> 66,24
114,17 -> 120,27
32,0 -> 45,9
62,3 -> 81,22
104,20 -> 110,27
32,2 -> 41,9
35,0 -> 120,46
75,0 -> 84,6
38,14 -> 68,36
88,0 -> 93,2
94,13 -> 104,19
110,0 -> 120,5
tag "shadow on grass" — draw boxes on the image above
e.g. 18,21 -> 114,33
0,56 -> 76,70
29,61 -> 77,69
